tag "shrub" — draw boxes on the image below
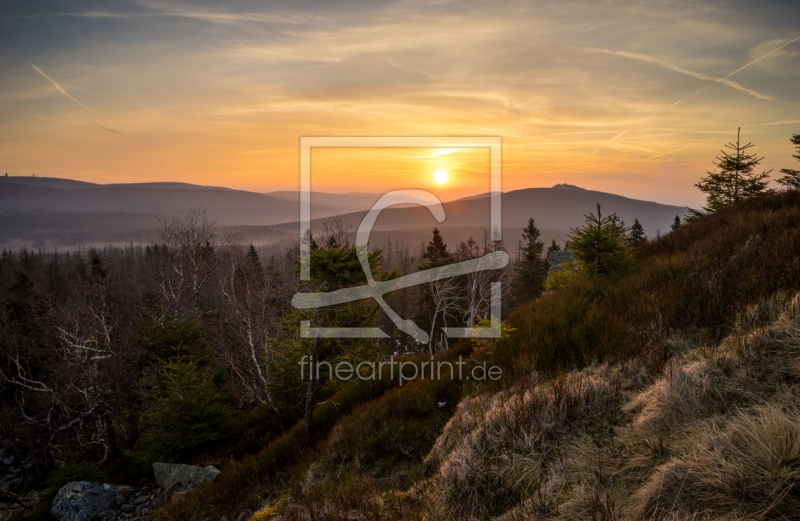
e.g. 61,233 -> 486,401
500,190 -> 800,377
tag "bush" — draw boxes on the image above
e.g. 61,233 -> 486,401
499,190 -> 800,378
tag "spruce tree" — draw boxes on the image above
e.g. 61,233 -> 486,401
137,353 -> 239,463
420,228 -> 452,269
777,133 -> 800,190
696,128 -> 772,212
670,215 -> 682,231
568,204 -> 633,276
545,239 -> 561,260
511,218 -> 547,306
627,218 -> 647,248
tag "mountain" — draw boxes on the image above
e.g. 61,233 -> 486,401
275,184 -> 687,238
0,176 -> 337,225
0,177 -> 687,248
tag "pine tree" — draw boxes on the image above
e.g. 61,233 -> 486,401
420,228 -> 452,269
545,239 -> 561,260
511,218 -> 547,306
670,215 -> 682,231
627,218 -> 647,248
568,204 -> 633,276
777,133 -> 800,190
137,352 -> 239,463
245,244 -> 265,283
696,128 -> 772,212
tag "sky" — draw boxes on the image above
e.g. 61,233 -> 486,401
1,0 -> 799,206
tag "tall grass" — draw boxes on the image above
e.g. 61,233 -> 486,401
430,290 -> 800,519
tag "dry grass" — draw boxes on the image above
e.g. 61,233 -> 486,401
424,291 -> 800,520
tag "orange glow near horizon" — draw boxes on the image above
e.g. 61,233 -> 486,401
1,2 -> 799,207
308,148 -> 486,200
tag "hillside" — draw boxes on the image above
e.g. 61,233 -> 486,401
154,190 -> 800,521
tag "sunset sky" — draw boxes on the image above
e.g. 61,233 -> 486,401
1,0 -> 799,206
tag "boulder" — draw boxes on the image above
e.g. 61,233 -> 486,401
152,463 -> 220,492
50,481 -> 118,521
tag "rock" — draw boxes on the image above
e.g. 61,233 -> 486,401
152,462 -> 220,492
50,481 -> 118,521
121,503 -> 135,513
116,485 -> 133,506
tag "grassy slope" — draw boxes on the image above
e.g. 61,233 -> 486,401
161,191 -> 800,520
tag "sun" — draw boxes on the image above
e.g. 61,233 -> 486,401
433,169 -> 449,185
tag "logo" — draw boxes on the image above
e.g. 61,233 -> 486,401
292,137 -> 508,343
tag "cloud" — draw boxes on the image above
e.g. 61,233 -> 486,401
31,64 -> 96,115
591,49 -> 779,102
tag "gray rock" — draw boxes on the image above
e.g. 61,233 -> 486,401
51,481 -> 118,521
152,462 -> 220,492
115,485 -> 133,506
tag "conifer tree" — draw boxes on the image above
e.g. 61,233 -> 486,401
568,204 -> 633,276
777,133 -> 800,190
670,215 -> 682,231
420,228 -> 452,269
545,239 -> 561,261
696,128 -> 772,212
511,218 -> 547,306
137,351 -> 239,463
415,228 -> 454,348
627,218 -> 647,248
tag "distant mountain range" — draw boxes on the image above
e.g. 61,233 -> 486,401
0,176 -> 687,248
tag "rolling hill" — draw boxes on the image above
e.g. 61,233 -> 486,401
0,176 -> 687,248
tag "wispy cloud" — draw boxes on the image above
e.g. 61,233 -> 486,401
31,64 -> 96,115
693,35 -> 800,97
15,10 -> 312,25
592,49 -> 779,102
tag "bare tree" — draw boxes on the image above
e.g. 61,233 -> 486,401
147,208 -> 221,320
214,240 -> 286,410
316,215 -> 355,249
428,274 -> 462,354
1,258 -> 133,465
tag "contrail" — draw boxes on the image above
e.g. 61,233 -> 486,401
691,35 -> 800,98
648,139 -> 716,160
743,119 -> 800,127
85,121 -> 126,136
594,49 -> 778,102
607,130 -> 628,143
31,64 -> 96,115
